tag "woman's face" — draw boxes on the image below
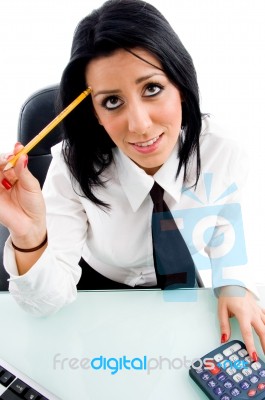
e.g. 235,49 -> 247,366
85,48 -> 182,175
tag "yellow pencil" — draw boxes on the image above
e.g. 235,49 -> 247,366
4,87 -> 92,171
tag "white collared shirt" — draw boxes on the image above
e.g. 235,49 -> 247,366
4,116 -> 257,315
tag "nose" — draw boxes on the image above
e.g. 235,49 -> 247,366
127,102 -> 152,135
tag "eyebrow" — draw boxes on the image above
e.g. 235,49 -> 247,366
93,72 -> 165,98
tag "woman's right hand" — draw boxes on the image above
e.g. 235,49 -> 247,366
0,143 -> 47,246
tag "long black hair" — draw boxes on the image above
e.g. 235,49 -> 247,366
59,0 -> 202,207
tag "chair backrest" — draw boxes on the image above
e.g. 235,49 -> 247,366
0,84 -> 61,290
18,84 -> 62,187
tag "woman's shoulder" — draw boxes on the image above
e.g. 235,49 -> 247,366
199,115 -> 249,184
200,114 -> 246,157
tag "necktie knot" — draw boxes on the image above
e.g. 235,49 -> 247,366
150,182 -> 165,213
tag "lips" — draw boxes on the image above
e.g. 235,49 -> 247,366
130,134 -> 162,148
129,133 -> 163,154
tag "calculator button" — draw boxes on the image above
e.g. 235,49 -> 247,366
223,348 -> 233,357
219,360 -> 230,369
220,396 -> 231,400
234,359 -> 248,369
245,356 -> 251,364
233,373 -> 243,382
257,382 -> 265,390
201,372 -> 210,381
213,386 -> 224,395
238,349 -> 248,357
229,354 -> 239,362
247,389 -> 257,397
250,375 -> 259,384
204,359 -> 215,370
252,361 -> 262,371
223,343 -> 241,357
230,343 -> 242,352
242,367 -> 252,376
207,379 -> 217,388
230,387 -> 241,396
214,353 -> 224,362
217,373 -> 226,382
240,380 -> 251,390
224,380 -> 234,389
191,360 -> 203,374
226,366 -> 237,376
259,369 -> 265,377
195,368 -> 204,374
209,364 -> 221,375
194,367 -> 204,374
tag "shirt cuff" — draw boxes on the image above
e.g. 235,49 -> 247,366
3,236 -> 80,316
4,236 -> 55,290
212,264 -> 260,300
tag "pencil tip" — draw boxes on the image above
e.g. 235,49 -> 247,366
3,162 -> 13,171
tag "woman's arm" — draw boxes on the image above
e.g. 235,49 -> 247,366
0,143 -> 47,273
2,143 -> 87,316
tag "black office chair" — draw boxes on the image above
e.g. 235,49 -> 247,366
0,85 -> 62,290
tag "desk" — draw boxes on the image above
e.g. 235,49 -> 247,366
0,288 -> 264,400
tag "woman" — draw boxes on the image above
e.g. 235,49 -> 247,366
0,0 -> 264,359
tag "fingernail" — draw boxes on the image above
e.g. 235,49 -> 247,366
221,333 -> 227,343
1,178 -> 12,190
24,155 -> 28,168
252,352 -> 258,362
15,141 -> 21,147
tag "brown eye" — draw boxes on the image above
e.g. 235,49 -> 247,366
102,96 -> 123,110
144,83 -> 164,97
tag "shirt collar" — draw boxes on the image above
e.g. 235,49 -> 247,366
112,145 -> 184,212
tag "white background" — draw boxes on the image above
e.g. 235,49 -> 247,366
0,0 -> 264,284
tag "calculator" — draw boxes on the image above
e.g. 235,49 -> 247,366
189,340 -> 265,399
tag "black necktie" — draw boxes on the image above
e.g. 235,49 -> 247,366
150,181 -> 199,289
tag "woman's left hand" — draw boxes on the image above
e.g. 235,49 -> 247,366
218,285 -> 265,361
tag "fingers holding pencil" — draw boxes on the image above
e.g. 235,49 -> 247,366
0,143 -> 27,190
0,142 -> 46,237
